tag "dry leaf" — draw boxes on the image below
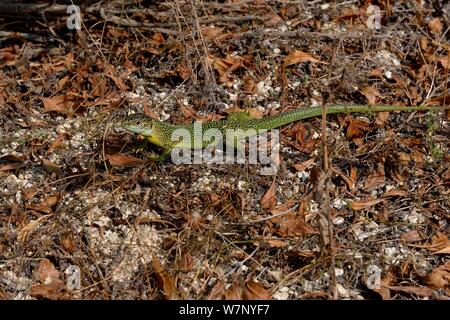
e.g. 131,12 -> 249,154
401,230 -> 425,243
151,253 -> 176,299
282,50 -> 326,84
433,245 -> 450,255
263,12 -> 283,27
30,259 -> 65,300
348,198 -> 384,210
0,154 -> 26,171
106,154 -> 144,167
42,159 -> 62,176
224,283 -> 243,300
346,118 -> 370,139
430,232 -> 450,251
41,95 -> 79,114
180,105 -> 197,119
270,213 -> 319,237
371,271 -> 395,300
293,158 -> 315,172
270,199 -> 297,215
387,285 -> 433,297
207,280 -> 225,300
360,86 -> 381,105
242,281 -> 271,300
437,54 -> 450,69
423,262 -> 450,289
363,163 -> 385,190
428,17 -> 443,36
260,178 -> 276,210
17,214 -> 52,243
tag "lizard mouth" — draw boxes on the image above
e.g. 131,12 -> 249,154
123,125 -> 153,137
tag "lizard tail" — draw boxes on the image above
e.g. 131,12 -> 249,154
258,104 -> 441,129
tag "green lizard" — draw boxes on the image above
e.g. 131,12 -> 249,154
122,104 -> 443,161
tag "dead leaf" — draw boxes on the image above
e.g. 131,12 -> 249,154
106,154 -> 145,167
17,214 -> 52,243
242,281 -> 271,300
41,95 -> 80,114
371,271 -> 395,300
0,154 -> 26,171
263,12 -> 283,27
437,54 -> 450,69
346,118 -> 370,139
428,17 -> 443,36
270,213 -> 319,237
260,178 -> 277,210
430,232 -> 450,252
270,199 -> 297,215
46,134 -> 66,155
42,159 -> 62,176
293,158 -> 316,172
30,259 -> 65,299
176,63 -> 191,80
433,246 -> 450,255
348,198 -> 384,210
282,50 -> 326,84
151,253 -> 176,299
360,86 -> 381,105
401,230 -> 425,243
363,163 -> 385,190
383,189 -> 408,197
207,280 -> 225,300
423,262 -> 450,289
387,285 -> 433,297
180,105 -> 197,119
224,283 -> 243,300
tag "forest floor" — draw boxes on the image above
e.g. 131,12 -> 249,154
0,0 -> 449,300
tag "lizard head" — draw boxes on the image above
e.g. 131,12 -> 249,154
122,113 -> 173,148
122,113 -> 155,137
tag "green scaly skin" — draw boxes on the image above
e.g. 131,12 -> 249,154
122,104 -> 442,161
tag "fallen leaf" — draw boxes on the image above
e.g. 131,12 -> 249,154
242,281 -> 271,300
387,285 -> 433,297
260,178 -> 277,210
30,259 -> 65,300
42,159 -> 62,176
423,262 -> 450,289
270,199 -> 298,215
207,280 -> 225,300
371,270 -> 395,300
293,158 -> 316,172
363,163 -> 385,190
401,230 -> 425,243
428,17 -> 443,36
282,50 -> 326,84
180,105 -> 197,119
224,283 -> 243,300
106,154 -> 145,167
433,245 -> 450,255
270,213 -> 319,237
41,95 -> 80,114
437,54 -> 450,69
151,253 -> 176,299
263,12 -> 283,27
348,198 -> 384,210
0,154 -> 26,171
346,118 -> 370,139
360,86 -> 381,105
17,214 -> 52,243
